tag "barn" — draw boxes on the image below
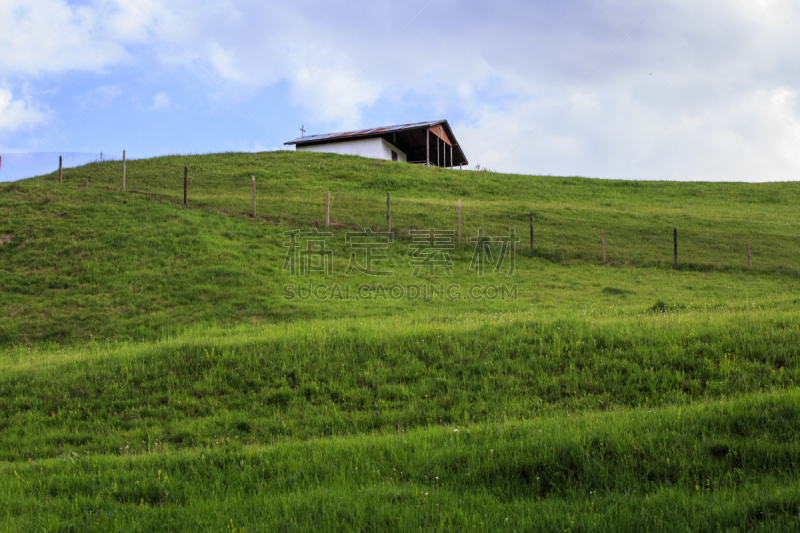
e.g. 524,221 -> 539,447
284,120 -> 468,168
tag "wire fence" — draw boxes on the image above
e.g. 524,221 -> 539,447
0,152 -> 121,183
8,150 -> 792,271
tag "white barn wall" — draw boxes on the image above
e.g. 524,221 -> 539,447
378,138 -> 407,162
296,137 -> 407,162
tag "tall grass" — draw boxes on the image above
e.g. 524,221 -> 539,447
3,388 -> 799,531
1,308 -> 798,457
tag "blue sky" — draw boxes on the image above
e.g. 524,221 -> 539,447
1,0 -> 799,181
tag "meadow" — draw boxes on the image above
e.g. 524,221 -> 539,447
1,151 -> 799,531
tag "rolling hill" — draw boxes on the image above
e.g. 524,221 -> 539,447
1,151 -> 799,531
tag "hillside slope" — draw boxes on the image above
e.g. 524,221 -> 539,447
1,151 -> 799,344
2,152 -> 800,531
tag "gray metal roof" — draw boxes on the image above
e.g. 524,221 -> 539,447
284,120 -> 447,145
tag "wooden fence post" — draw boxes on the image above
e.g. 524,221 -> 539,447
747,242 -> 752,269
122,150 -> 126,190
252,176 -> 256,217
59,155 -> 63,183
387,192 -> 391,233
326,191 -> 330,227
530,210 -> 534,251
184,166 -> 188,206
457,199 -> 461,244
673,228 -> 677,265
601,230 -> 606,262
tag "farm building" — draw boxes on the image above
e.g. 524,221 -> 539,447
284,120 -> 468,168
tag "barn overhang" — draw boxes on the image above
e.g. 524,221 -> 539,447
284,120 -> 469,167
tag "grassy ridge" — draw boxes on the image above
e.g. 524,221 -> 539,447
2,151 -> 800,530
1,151 -> 800,344
8,151 -> 800,267
1,308 -> 798,530
1,310 -> 798,460
3,389 -> 800,531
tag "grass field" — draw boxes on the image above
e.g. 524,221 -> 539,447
1,151 -> 799,531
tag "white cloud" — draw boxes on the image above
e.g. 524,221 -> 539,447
0,0 -> 191,76
4,0 -> 800,181
195,2 -> 385,127
251,141 -> 281,152
0,88 -> 46,135
151,92 -> 171,110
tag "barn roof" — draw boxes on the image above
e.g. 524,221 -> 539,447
285,120 -> 468,167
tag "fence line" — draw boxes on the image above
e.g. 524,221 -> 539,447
29,151 -> 760,269
0,152 -> 120,183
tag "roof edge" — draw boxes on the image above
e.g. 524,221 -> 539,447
284,120 -> 447,145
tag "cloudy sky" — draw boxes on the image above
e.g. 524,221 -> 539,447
1,0 -> 798,181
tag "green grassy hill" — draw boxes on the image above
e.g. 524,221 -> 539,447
2,151 -> 799,344
1,152 -> 799,531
